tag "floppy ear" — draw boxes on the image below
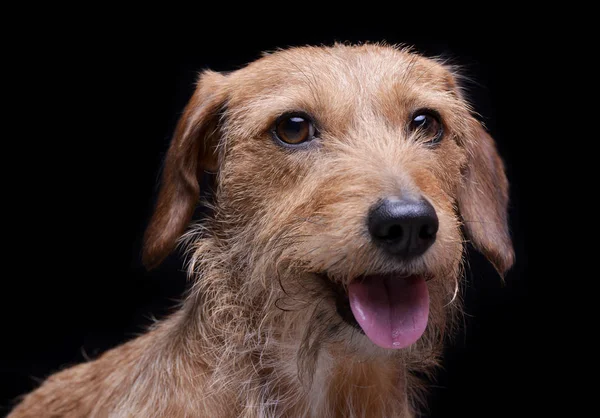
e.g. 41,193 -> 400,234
142,70 -> 227,269
458,122 -> 515,276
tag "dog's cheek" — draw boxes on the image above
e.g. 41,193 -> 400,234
439,138 -> 468,197
419,139 -> 466,200
216,139 -> 320,237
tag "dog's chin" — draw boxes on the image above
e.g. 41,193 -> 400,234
321,272 -> 431,350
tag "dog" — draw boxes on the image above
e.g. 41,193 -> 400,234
10,43 -> 514,417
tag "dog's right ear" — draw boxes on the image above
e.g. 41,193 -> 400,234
143,70 -> 228,269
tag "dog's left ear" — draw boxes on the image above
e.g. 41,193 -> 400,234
458,121 -> 515,276
142,70 -> 228,269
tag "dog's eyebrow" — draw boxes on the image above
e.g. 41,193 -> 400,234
216,102 -> 229,123
230,99 -> 323,138
273,109 -> 319,122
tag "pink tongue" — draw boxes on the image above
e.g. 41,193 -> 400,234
348,275 -> 429,349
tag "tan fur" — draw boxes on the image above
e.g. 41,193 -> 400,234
9,44 -> 514,418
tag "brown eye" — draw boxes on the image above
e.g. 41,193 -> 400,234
274,114 -> 316,145
409,110 -> 443,144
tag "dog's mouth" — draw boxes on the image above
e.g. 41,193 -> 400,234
323,273 -> 430,349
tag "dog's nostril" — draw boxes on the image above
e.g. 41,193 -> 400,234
386,225 -> 404,241
419,224 -> 436,240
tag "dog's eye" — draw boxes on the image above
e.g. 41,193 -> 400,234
274,114 -> 316,145
409,110 -> 443,144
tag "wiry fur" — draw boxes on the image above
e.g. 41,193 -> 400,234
10,44 -> 514,417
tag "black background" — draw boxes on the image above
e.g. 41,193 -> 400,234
2,20 -> 537,417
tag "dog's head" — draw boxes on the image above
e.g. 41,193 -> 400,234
143,44 -> 514,356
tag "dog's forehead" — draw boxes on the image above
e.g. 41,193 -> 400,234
228,45 -> 453,100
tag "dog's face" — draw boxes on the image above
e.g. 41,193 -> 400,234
143,45 -> 514,357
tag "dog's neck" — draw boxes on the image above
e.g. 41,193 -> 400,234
168,309 -> 414,417
168,245 -> 419,417
303,351 -> 415,418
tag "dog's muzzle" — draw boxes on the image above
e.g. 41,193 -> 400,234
322,197 -> 437,350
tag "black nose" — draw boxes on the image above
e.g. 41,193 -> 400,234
368,197 -> 439,257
